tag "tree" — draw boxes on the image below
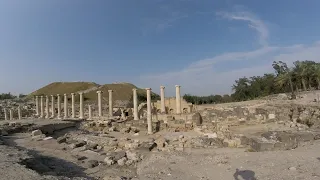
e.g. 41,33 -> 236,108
273,61 -> 294,93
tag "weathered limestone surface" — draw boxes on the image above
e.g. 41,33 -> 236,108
51,95 -> 55,118
35,96 -> 39,116
18,106 -> 21,120
88,105 -> 92,120
9,109 -> 13,120
57,94 -> 61,119
45,96 -> 49,119
146,88 -> 152,134
79,92 -> 84,119
97,91 -> 102,117
71,93 -> 75,118
108,90 -> 113,117
160,86 -> 166,113
64,94 -> 68,119
40,96 -> 44,118
132,88 -> 139,120
175,85 -> 181,114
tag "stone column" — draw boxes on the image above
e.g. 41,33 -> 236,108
175,85 -> 181,114
97,91 -> 102,117
45,95 -> 49,119
51,95 -> 55,118
40,96 -> 44,118
57,94 -> 61,119
71,93 -> 75,118
64,94 -> 68,119
4,108 -> 7,120
18,106 -> 21,120
9,109 -> 13,120
79,92 -> 84,119
108,90 -> 113,117
146,88 -> 153,134
35,96 -> 39,116
160,86 -> 166,113
88,105 -> 92,120
132,88 -> 139,120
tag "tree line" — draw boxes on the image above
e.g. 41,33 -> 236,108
183,60 -> 320,104
0,93 -> 26,100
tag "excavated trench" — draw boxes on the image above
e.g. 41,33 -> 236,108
0,120 -> 102,179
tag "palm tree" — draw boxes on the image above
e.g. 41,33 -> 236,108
293,61 -> 308,91
275,71 -> 293,92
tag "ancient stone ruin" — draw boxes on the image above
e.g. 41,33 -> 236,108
1,87 -> 320,179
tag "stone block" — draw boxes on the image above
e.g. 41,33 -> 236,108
191,112 -> 202,126
250,138 -> 275,152
296,132 -> 315,142
31,130 -> 42,136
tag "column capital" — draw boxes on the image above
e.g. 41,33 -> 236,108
51,95 -> 54,97
57,94 -> 60,96
71,93 -> 75,95
160,86 -> 165,89
175,85 -> 181,88
97,90 -> 102,94
145,88 -> 152,91
64,93 -> 67,96
132,88 -> 137,91
45,95 -> 49,98
108,90 -> 113,92
35,95 -> 39,98
79,92 -> 83,95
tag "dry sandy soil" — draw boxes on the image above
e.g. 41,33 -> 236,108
0,126 -> 319,180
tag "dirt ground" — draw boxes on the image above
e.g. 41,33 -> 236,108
0,124 -> 319,180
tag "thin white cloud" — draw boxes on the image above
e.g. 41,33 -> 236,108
217,11 -> 269,47
138,9 -> 295,96
189,46 -> 278,68
139,42 -> 320,96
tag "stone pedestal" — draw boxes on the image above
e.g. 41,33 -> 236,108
57,94 -> 61,119
35,96 -> 39,116
71,93 -> 75,118
9,109 -> 13,120
51,95 -> 55,118
4,108 -> 7,120
146,88 -> 153,134
120,108 -> 126,120
160,86 -> 166,113
97,91 -> 102,117
40,96 -> 44,118
175,85 -> 181,114
18,106 -> 21,120
45,96 -> 49,119
64,94 -> 68,119
79,92 -> 84,119
108,90 -> 113,117
132,88 -> 139,120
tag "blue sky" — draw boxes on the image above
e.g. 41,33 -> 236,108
1,0 -> 320,96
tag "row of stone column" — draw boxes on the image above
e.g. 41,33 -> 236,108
159,85 -> 181,114
145,85 -> 181,134
3,106 -> 22,120
96,90 -> 114,117
35,93 -> 84,119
